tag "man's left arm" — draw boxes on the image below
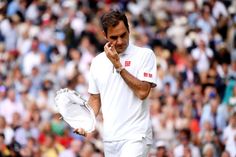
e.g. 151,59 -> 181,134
120,50 -> 156,100
119,69 -> 152,100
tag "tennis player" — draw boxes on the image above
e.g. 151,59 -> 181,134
75,10 -> 157,157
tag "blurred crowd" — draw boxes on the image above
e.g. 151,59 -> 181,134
0,0 -> 236,157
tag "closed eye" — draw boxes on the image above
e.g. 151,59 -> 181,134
110,36 -> 118,40
110,32 -> 126,40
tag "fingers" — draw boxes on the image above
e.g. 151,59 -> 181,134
104,42 -> 121,68
104,42 -> 110,55
73,128 -> 87,137
104,42 -> 116,55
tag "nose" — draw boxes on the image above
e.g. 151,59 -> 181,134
116,37 -> 123,45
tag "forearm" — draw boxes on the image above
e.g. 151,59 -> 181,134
119,69 -> 151,100
88,94 -> 101,116
103,42 -> 152,99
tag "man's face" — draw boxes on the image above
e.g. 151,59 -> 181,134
231,115 -> 236,127
105,21 -> 129,54
179,133 -> 189,146
156,147 -> 166,157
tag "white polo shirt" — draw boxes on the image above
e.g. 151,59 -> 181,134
88,43 -> 157,143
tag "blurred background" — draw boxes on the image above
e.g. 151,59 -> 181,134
0,0 -> 236,156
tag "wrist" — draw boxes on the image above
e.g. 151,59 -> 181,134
116,65 -> 124,73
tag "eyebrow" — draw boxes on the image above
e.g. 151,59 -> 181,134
110,32 -> 126,39
120,32 -> 126,37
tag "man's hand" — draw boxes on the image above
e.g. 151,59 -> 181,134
104,42 -> 122,69
73,128 -> 88,137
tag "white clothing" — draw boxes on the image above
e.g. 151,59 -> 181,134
3,127 -> 14,145
14,127 -> 39,146
173,144 -> 201,157
16,37 -> 32,55
25,3 -> 39,22
212,1 -> 228,19
88,43 -> 157,143
196,17 -> 216,35
104,137 -> 150,157
70,16 -> 86,36
167,24 -> 187,50
0,99 -> 25,124
223,125 -> 236,157
22,51 -> 41,76
191,47 -> 213,72
59,149 -> 76,157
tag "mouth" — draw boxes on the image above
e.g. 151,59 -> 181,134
116,46 -> 123,50
115,46 -> 125,53
116,44 -> 126,50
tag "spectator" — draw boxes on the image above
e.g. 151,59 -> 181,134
155,140 -> 168,157
14,117 -> 39,146
0,133 -> 10,157
19,137 -> 40,157
209,0 -> 229,40
180,55 -> 200,87
41,133 -> 65,157
196,3 -> 216,35
0,116 -> 14,145
173,129 -> 201,157
191,37 -> 214,75
0,87 -> 25,124
59,139 -> 83,157
220,150 -> 230,157
79,141 -> 96,157
0,15 -> 19,51
200,96 -> 226,134
202,143 -> 217,157
222,111 -> 236,157
21,37 -> 43,76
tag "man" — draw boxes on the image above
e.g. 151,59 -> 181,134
59,139 -> 82,157
75,10 -> 157,156
222,111 -> 236,157
173,129 -> 201,157
155,140 -> 168,157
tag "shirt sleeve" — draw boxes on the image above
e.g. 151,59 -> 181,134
137,49 -> 157,87
88,60 -> 100,94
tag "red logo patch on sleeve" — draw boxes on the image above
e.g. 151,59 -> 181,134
144,72 -> 153,78
125,61 -> 131,67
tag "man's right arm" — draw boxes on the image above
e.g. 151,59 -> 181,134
88,93 -> 101,116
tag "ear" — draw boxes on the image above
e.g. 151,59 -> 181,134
102,31 -> 107,40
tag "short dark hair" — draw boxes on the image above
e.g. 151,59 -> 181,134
100,10 -> 129,36
179,128 -> 191,141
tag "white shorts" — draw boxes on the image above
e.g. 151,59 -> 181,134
104,137 -> 151,157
